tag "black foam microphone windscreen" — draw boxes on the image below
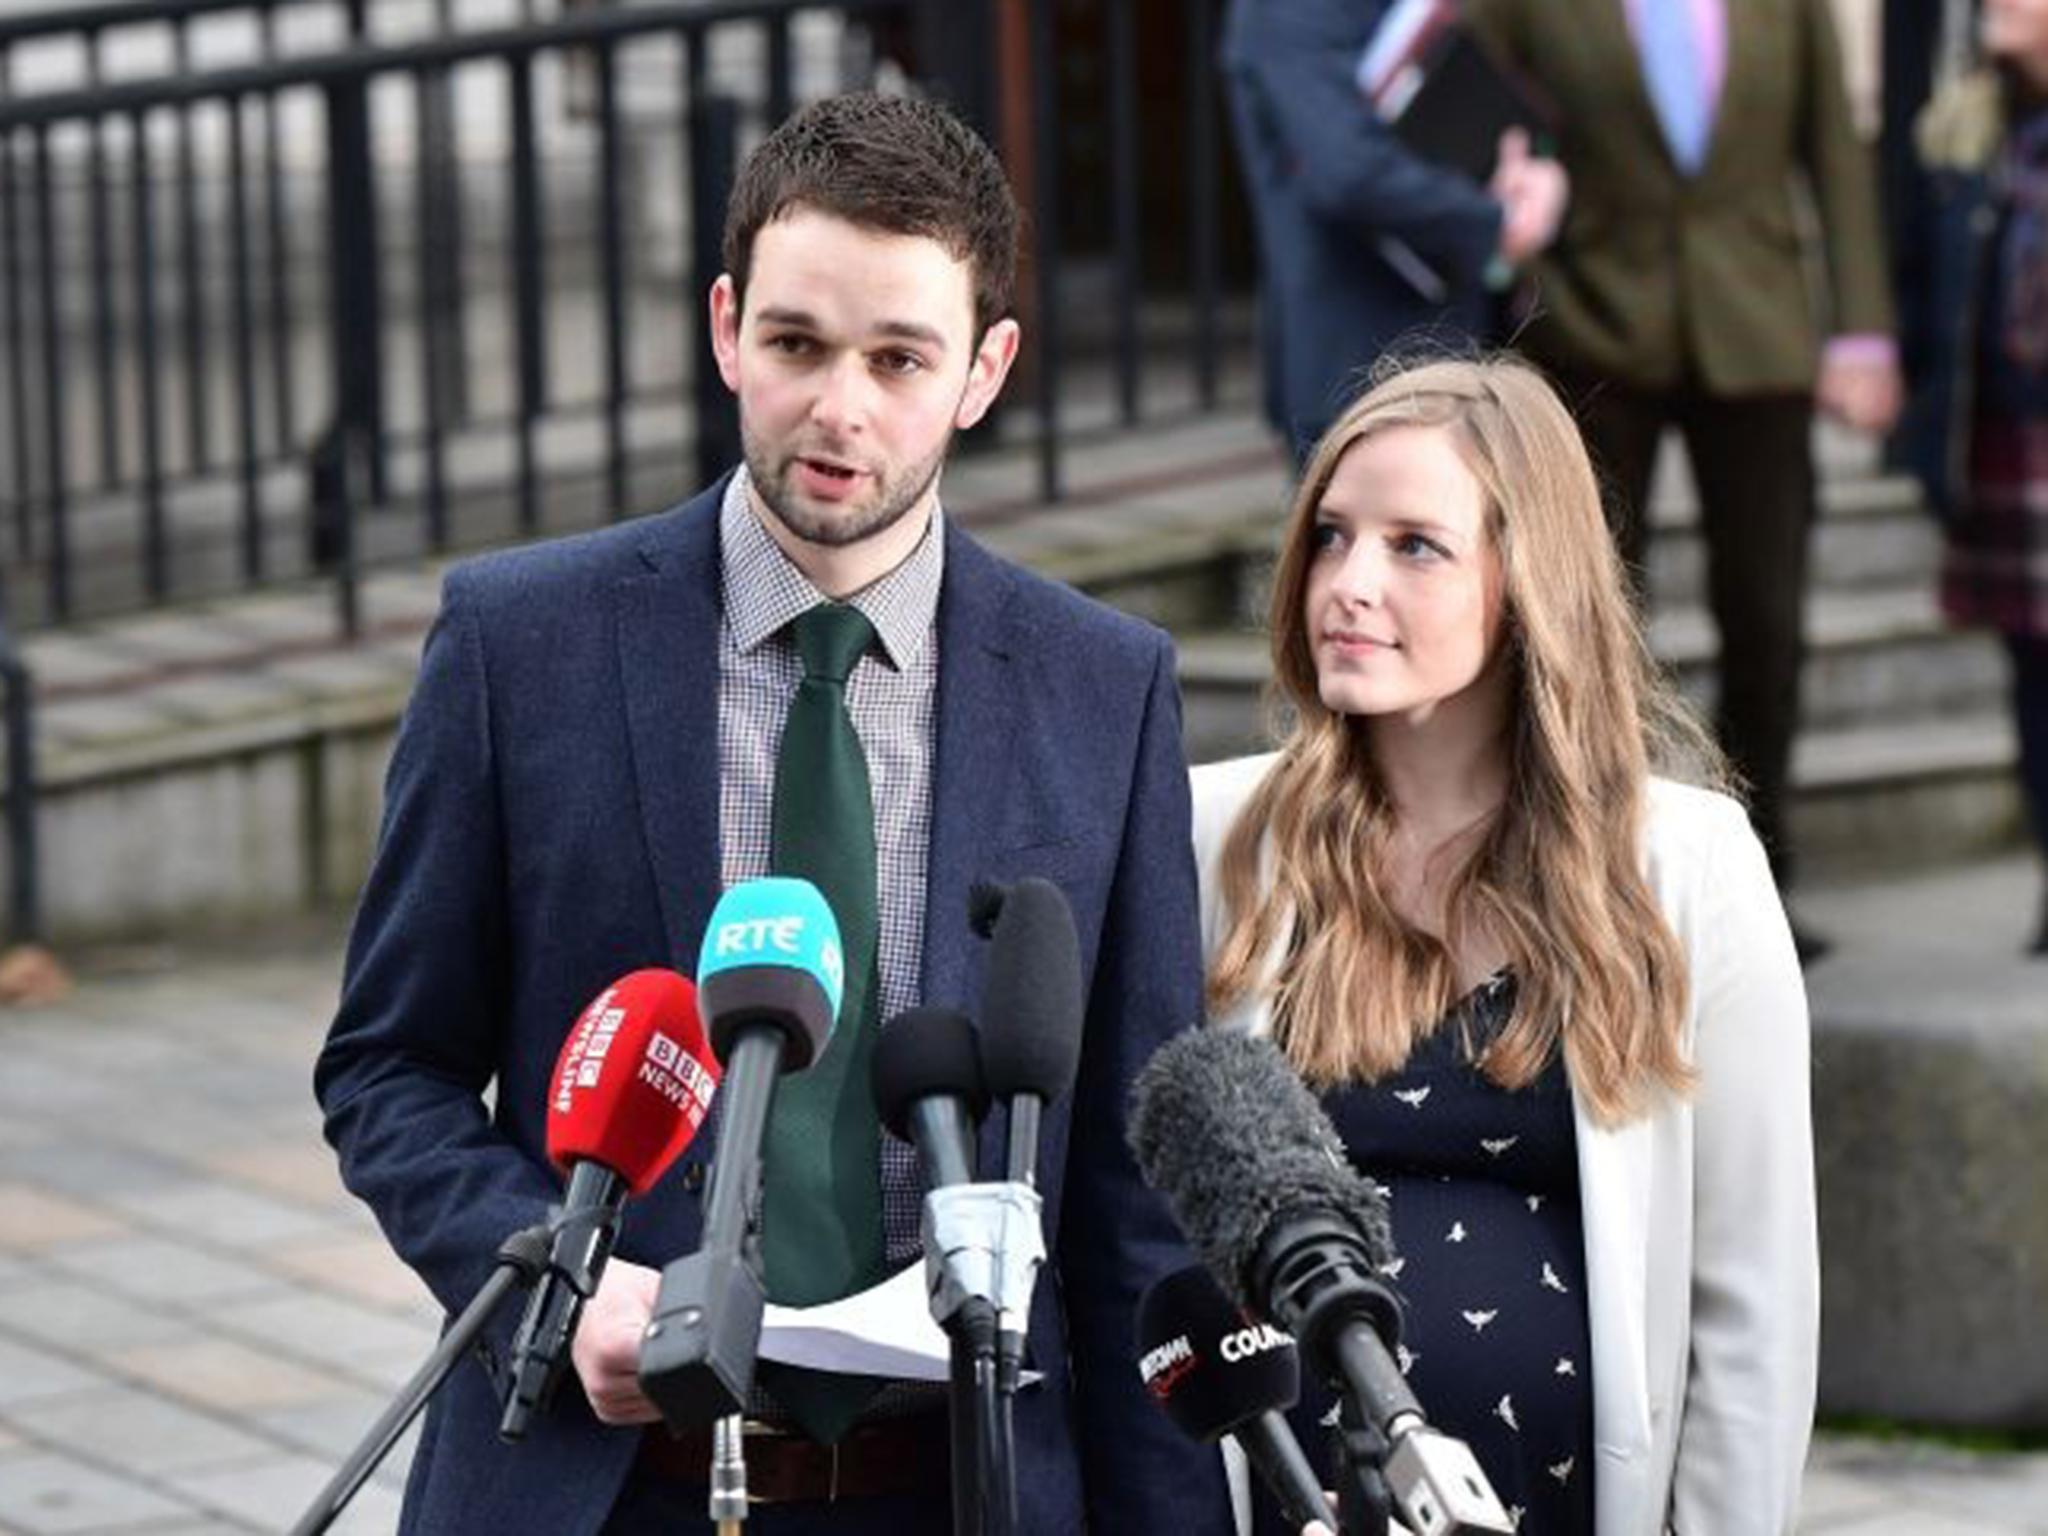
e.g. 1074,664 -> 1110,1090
1126,1028 -> 1394,1305
872,1006 -> 989,1144
977,877 -> 1084,1102
871,1006 -> 987,1191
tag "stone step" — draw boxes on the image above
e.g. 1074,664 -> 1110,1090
1652,585 -> 2007,728
0,408 -> 2017,938
1176,580 -> 2008,735
1055,461 -> 1940,637
1647,472 -> 1939,599
1176,633 -> 2022,878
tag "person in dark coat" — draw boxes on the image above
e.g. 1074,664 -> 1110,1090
1894,0 -> 2048,954
314,93 -> 1234,1535
1221,0 -> 1569,459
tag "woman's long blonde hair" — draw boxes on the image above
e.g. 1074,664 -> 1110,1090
1207,356 -> 1722,1125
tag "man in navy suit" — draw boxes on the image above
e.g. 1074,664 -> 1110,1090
1222,0 -> 1570,457
315,92 -> 1229,1536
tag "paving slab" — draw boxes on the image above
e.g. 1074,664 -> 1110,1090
0,1449 -> 201,1534
249,1393 -> 422,1489
192,1142 -> 359,1216
106,1336 -> 347,1415
0,1338 -> 111,1409
0,1186 -> 128,1256
0,1141 -> 198,1204
260,1232 -> 436,1315
212,1292 -> 438,1387
0,1280 -> 197,1357
40,1237 -> 295,1309
12,1388 -> 281,1478
164,1453 -> 403,1536
93,1182 -> 349,1252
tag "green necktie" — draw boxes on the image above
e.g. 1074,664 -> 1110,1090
760,602 -> 887,1442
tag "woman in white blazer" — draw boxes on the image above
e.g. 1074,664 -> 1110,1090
1192,357 -> 1816,1536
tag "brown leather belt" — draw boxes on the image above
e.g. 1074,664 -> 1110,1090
636,1414 -> 949,1504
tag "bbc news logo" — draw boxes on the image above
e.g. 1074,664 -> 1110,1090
641,1029 -> 715,1121
551,995 -> 626,1114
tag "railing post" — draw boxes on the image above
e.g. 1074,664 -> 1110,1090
0,613 -> 40,948
1029,0 -> 1061,502
689,90 -> 740,491
321,420 -> 366,641
913,0 -> 997,141
323,64 -> 385,515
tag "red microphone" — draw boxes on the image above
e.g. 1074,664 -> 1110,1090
501,970 -> 718,1441
546,969 -> 719,1191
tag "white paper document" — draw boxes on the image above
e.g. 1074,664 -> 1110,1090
758,1264 -> 1042,1385
758,1263 -> 952,1381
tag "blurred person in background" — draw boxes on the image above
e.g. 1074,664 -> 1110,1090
1195,357 -> 1816,1536
1463,0 -> 1903,961
1222,0 -> 1570,459
1893,0 -> 2048,954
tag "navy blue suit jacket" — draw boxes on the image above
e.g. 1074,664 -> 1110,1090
1223,0 -> 1506,456
314,479 -> 1232,1535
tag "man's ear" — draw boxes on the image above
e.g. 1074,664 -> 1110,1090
708,274 -> 743,395
955,317 -> 1021,431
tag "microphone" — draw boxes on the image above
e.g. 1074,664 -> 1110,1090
872,1005 -> 987,1191
1128,1029 -> 1513,1536
973,878 -> 1082,1381
872,1006 -> 994,1536
640,877 -> 843,1431
1136,1264 -> 1332,1536
500,969 -> 715,1441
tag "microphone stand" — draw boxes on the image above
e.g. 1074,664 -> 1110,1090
1328,1395 -> 1396,1536
990,1097 -> 1041,1536
925,1185 -> 1038,1536
945,1296 -> 999,1536
287,1225 -> 554,1536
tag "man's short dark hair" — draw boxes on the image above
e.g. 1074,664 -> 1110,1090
723,91 -> 1020,339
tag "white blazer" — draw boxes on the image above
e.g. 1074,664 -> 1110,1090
1191,754 -> 1818,1536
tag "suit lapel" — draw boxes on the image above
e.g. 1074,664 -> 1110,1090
1697,0 -> 1753,182
923,524 -> 1020,1012
615,482 -> 728,969
922,527 -> 1022,1179
1589,0 -> 1663,148
1587,0 -> 1696,181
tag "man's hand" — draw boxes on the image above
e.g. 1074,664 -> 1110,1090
1817,348 -> 1904,435
1490,127 -> 1570,267
571,1258 -> 664,1425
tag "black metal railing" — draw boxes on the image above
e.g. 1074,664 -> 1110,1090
0,0 -> 1247,635
0,599 -> 39,950
0,0 -> 1252,947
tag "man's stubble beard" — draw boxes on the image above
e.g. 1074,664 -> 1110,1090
743,423 -> 954,552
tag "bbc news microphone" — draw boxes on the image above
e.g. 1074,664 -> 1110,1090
1128,1029 -> 1513,1536
292,969 -> 711,1535
500,968 -> 718,1441
1136,1264 -> 1334,1536
639,876 -> 842,1431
